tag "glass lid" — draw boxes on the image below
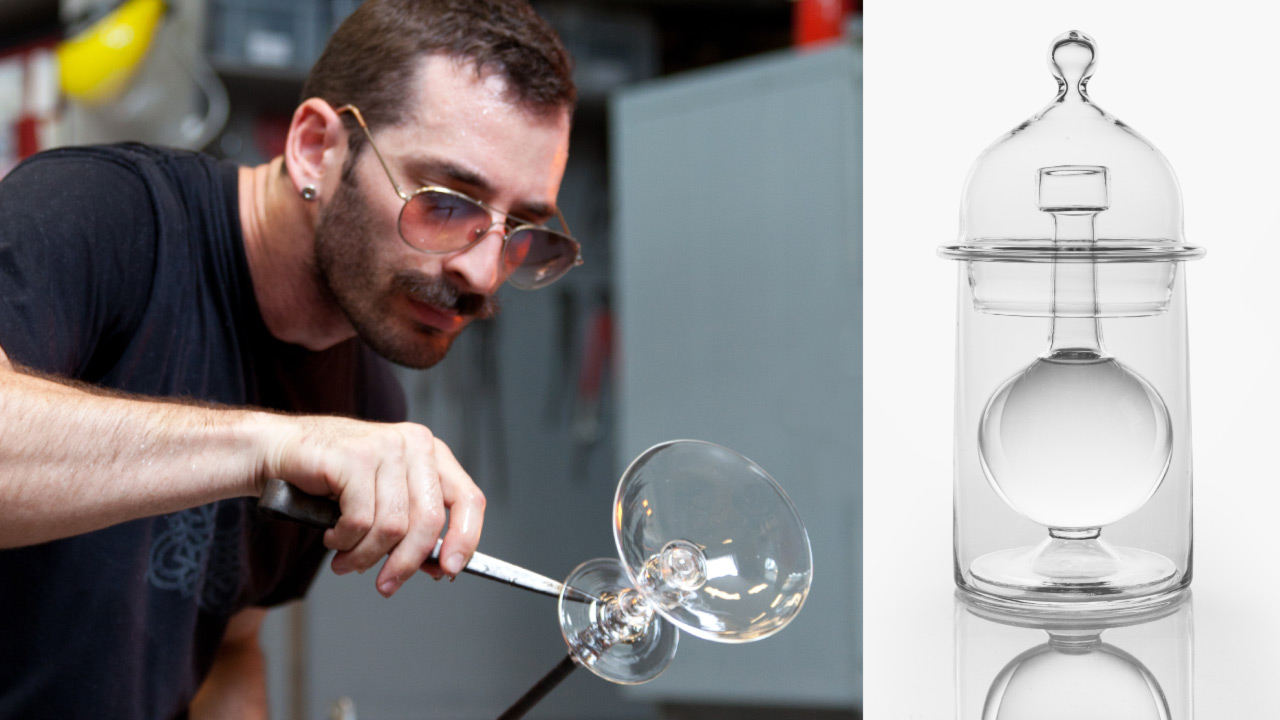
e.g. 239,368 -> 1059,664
940,31 -> 1203,263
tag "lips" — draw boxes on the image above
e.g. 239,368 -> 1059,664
404,295 -> 466,332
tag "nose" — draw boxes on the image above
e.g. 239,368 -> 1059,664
441,225 -> 506,295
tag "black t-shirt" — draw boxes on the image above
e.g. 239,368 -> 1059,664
0,143 -> 405,719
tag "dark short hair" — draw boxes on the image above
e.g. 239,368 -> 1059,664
302,0 -> 576,163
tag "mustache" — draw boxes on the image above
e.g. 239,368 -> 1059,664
392,272 -> 499,320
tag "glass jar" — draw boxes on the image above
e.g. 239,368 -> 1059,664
940,31 -> 1203,609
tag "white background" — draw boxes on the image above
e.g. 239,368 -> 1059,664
864,0 -> 1280,716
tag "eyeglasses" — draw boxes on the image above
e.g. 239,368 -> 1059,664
336,104 -> 583,290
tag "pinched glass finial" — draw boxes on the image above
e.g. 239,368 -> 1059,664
1049,30 -> 1098,101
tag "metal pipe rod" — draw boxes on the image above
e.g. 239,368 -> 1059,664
496,654 -> 580,720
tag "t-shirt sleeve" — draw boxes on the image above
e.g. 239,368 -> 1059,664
0,151 -> 157,376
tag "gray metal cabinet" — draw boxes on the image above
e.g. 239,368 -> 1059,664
612,43 -> 862,709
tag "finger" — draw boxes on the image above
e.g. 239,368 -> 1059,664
376,445 -> 445,596
432,438 -> 485,578
324,459 -> 377,560
332,454 -> 409,576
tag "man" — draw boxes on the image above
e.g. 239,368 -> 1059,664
0,0 -> 578,717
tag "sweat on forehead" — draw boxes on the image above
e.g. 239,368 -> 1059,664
407,53 -> 573,126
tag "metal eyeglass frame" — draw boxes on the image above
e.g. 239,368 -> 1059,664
335,103 -> 583,281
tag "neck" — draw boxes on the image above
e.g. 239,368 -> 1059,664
238,157 -> 355,350
1045,211 -> 1104,358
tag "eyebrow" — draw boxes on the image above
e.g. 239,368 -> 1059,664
402,156 -> 558,224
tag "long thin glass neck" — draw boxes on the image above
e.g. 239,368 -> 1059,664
1047,212 -> 1105,358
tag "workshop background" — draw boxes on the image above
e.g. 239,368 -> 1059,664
0,1 -> 861,718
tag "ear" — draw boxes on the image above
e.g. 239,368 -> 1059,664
284,98 -> 346,199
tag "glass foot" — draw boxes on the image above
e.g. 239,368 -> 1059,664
970,536 -> 1177,600
558,558 -> 678,684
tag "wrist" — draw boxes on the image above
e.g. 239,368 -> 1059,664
234,409 -> 287,498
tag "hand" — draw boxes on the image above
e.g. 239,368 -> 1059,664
260,416 -> 485,597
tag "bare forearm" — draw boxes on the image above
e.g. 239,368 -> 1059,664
0,346 -> 491,597
0,365 -> 270,547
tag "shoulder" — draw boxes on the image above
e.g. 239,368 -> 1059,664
3,145 -> 148,209
0,145 -> 235,375
0,143 -> 246,266
0,146 -> 167,278
2,143 -> 226,209
0,144 -> 210,234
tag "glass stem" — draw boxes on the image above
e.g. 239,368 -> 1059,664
1048,631 -> 1104,654
567,589 -> 654,666
1047,212 -> 1106,359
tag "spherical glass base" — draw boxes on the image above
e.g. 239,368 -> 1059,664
969,536 -> 1178,603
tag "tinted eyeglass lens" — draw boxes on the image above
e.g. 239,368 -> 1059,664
505,228 -> 578,289
399,189 -> 492,251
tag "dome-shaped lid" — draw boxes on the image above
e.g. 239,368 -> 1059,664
940,31 -> 1202,263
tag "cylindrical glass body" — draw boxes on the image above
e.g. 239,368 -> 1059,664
952,258 -> 1194,609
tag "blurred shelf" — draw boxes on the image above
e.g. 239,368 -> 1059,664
212,60 -> 306,111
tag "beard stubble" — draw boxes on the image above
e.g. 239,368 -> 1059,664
313,171 -> 498,369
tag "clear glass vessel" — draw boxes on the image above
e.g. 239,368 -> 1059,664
940,31 -> 1202,609
558,440 -> 813,684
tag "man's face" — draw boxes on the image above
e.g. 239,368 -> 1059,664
314,55 -> 572,369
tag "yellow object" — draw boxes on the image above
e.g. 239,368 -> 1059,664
56,0 -> 167,105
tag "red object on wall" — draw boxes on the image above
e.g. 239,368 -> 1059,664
793,0 -> 855,48
15,116 -> 40,158
0,35 -> 60,176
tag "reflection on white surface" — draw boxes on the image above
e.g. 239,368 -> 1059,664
983,638 -> 1170,720
957,592 -> 1190,720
